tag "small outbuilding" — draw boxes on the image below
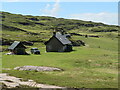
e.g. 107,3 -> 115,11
45,31 -> 72,52
8,41 -> 27,55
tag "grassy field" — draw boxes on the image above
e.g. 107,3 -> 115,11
1,11 -> 119,88
2,36 -> 118,88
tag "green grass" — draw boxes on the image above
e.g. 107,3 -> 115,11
1,11 -> 118,88
2,30 -> 118,88
2,42 -> 118,88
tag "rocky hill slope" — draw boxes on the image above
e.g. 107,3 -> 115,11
0,11 -> 119,49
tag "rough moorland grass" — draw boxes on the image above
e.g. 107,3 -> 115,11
2,36 -> 118,88
1,12 -> 119,88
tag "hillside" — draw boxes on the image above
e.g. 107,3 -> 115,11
1,11 -> 119,88
1,11 -> 119,49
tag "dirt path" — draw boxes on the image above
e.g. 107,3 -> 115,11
0,73 -> 65,89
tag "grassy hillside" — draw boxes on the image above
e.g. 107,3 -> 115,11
1,11 -> 119,48
1,11 -> 119,88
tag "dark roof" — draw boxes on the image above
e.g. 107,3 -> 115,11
8,41 -> 26,50
45,32 -> 72,45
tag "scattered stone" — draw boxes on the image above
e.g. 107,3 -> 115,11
0,73 -> 65,88
14,66 -> 62,72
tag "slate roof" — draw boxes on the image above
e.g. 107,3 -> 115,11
55,32 -> 71,45
8,41 -> 26,50
45,32 -> 72,45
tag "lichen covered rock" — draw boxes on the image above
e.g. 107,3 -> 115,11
14,66 -> 62,72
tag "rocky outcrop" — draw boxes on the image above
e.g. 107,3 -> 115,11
18,22 -> 33,25
70,33 -> 100,38
71,40 -> 85,46
35,23 -> 45,26
70,33 -> 83,36
91,29 -> 118,32
1,38 -> 13,45
27,17 -> 39,21
2,38 -> 33,46
0,73 -> 65,88
22,41 -> 33,46
2,24 -> 40,35
14,66 -> 62,72
2,24 -> 27,32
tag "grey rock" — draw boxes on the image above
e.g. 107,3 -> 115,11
14,66 -> 62,71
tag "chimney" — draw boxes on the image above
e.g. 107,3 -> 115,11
53,29 -> 56,36
61,30 -> 64,35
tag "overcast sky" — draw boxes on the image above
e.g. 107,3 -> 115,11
1,0 -> 119,25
